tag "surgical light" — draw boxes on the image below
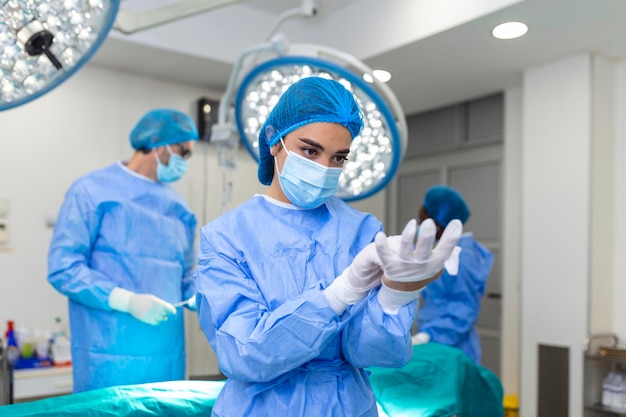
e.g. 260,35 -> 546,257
232,47 -> 407,202
0,0 -> 120,111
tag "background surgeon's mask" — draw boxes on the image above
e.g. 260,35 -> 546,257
155,145 -> 189,183
275,139 -> 343,209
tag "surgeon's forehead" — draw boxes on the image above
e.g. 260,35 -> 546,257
285,122 -> 351,150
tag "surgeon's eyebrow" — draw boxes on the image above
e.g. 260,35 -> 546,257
298,138 -> 350,155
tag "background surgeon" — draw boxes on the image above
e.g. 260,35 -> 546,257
195,77 -> 463,416
412,185 -> 494,364
47,108 -> 199,392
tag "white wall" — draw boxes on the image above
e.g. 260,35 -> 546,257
516,53 -> 621,417
501,85 -> 522,396
613,60 -> 626,339
590,55 -> 615,335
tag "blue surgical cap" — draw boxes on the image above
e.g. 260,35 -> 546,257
129,108 -> 199,150
423,185 -> 471,226
257,77 -> 364,185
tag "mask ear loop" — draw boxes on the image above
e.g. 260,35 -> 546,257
278,137 -> 288,153
153,148 -> 162,166
273,138 -> 288,177
155,145 -> 173,166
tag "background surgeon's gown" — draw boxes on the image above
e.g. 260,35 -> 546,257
196,195 -> 417,417
47,162 -> 197,392
417,233 -> 493,364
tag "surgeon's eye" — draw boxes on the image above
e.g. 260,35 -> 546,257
301,147 -> 318,157
331,155 -> 349,166
177,145 -> 193,159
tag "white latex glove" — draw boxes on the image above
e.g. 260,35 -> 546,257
444,246 -> 462,276
172,295 -> 197,310
376,280 -> 422,314
411,332 -> 431,345
375,218 -> 463,283
185,294 -> 197,311
323,242 -> 384,315
109,287 -> 176,325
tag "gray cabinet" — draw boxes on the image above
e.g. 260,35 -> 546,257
583,334 -> 626,417
405,92 -> 503,158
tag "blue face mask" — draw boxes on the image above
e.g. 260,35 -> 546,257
155,145 -> 189,183
275,139 -> 343,209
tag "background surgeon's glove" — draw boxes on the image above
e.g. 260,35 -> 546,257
185,294 -> 197,311
375,218 -> 463,283
108,287 -> 177,325
323,242 -> 383,315
411,332 -> 431,345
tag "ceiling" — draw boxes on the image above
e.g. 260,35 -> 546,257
88,0 -> 626,116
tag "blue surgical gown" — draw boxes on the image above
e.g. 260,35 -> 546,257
47,162 -> 197,392
417,233 -> 493,364
196,195 -> 417,417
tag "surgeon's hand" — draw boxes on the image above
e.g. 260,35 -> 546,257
108,287 -> 176,325
375,218 -> 462,290
323,242 -> 383,315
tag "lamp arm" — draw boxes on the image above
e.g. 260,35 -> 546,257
264,0 -> 318,41
217,34 -> 289,129
114,0 -> 246,34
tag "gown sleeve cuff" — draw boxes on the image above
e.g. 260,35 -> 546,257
108,287 -> 133,312
376,282 -> 422,315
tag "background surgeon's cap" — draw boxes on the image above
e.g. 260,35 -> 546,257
423,185 -> 471,226
257,77 -> 364,185
130,108 -> 199,150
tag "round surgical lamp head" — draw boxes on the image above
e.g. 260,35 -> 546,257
235,54 -> 407,202
0,0 -> 120,111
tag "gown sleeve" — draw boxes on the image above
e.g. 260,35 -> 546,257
340,290 -> 417,369
181,213 -> 198,300
47,182 -> 116,310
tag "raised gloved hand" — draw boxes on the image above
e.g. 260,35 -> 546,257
323,242 -> 384,315
108,287 -> 176,325
375,218 -> 463,284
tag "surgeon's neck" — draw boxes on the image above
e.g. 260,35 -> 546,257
126,151 -> 157,181
267,177 -> 290,204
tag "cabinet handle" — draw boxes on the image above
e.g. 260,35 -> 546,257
486,292 -> 502,300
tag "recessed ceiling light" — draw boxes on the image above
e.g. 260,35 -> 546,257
492,21 -> 528,40
363,69 -> 392,83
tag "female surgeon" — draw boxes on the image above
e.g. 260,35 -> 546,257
195,77 -> 463,416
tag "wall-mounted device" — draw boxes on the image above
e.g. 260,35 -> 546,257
0,221 -> 9,244
197,97 -> 220,142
